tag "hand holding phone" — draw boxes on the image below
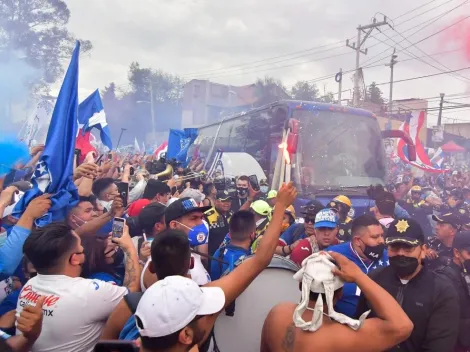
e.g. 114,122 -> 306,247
112,218 -> 126,239
249,174 -> 260,192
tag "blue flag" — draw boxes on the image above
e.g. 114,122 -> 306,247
167,128 -> 198,167
13,42 -> 81,227
78,89 -> 113,150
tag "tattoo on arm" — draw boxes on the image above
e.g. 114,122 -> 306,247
123,249 -> 138,289
281,324 -> 296,352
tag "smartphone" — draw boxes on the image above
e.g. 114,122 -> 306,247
249,174 -> 260,191
116,182 -> 129,208
129,166 -> 135,176
112,218 -> 125,239
94,341 -> 138,352
107,153 -> 113,161
95,154 -> 104,165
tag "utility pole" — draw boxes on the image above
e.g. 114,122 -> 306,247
336,69 -> 343,104
149,82 -> 156,142
385,48 -> 398,122
346,16 -> 389,106
437,93 -> 445,126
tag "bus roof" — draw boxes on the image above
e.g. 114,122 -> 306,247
197,100 -> 377,129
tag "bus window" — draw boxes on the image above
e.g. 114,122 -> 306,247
293,109 -> 386,191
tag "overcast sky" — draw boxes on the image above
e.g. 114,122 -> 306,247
65,0 -> 470,126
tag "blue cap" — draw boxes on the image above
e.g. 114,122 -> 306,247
314,209 -> 338,229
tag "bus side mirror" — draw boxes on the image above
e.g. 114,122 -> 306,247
381,130 -> 416,162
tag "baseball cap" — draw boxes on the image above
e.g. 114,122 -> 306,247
138,203 -> 167,233
432,211 -> 462,229
127,199 -> 151,217
180,188 -> 206,204
215,190 -> 232,201
267,190 -> 277,199
301,200 -> 324,217
453,231 -> 470,250
165,197 -> 211,225
135,276 -> 225,338
314,209 -> 338,229
385,218 -> 425,247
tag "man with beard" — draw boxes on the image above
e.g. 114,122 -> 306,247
17,222 -> 140,352
355,218 -> 459,352
435,231 -> 470,352
290,209 -> 339,266
328,214 -> 388,317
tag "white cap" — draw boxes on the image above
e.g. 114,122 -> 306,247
135,276 -> 225,338
292,252 -> 369,332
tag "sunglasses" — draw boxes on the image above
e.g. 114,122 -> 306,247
304,217 -> 315,224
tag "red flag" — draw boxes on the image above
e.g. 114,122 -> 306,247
76,128 -> 97,164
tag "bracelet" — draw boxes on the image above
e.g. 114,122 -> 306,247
288,245 -> 293,254
281,246 -> 287,256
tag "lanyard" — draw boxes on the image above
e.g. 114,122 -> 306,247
349,242 -> 374,274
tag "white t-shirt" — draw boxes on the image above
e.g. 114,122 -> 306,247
141,253 -> 210,291
16,274 -> 128,352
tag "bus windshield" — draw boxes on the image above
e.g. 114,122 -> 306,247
293,109 -> 386,190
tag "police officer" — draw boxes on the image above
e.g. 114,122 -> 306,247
249,200 -> 272,253
405,185 -> 427,208
428,211 -> 462,270
205,190 -> 233,256
356,218 -> 459,352
328,195 -> 353,242
436,231 -> 470,352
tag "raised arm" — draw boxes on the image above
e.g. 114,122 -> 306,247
112,225 -> 141,292
205,182 -> 297,307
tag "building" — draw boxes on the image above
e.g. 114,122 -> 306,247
182,79 -> 288,127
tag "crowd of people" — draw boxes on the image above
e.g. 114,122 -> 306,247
0,147 -> 469,352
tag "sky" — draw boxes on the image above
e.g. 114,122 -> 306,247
64,0 -> 470,127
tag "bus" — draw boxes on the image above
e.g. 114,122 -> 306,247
189,100 -> 415,215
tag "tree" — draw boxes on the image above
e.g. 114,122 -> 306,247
319,92 -> 335,103
254,76 -> 289,107
365,82 -> 384,105
290,81 -> 319,101
0,0 -> 92,90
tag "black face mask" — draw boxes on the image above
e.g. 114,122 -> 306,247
389,255 -> 419,278
361,241 -> 385,261
237,187 -> 248,198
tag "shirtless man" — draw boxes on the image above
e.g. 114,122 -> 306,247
261,251 -> 413,352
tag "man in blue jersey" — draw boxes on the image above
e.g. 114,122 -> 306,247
328,214 -> 388,317
211,211 -> 255,280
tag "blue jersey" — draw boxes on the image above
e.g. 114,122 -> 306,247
119,315 -> 139,341
211,245 -> 250,281
279,223 -> 306,246
328,242 -> 389,317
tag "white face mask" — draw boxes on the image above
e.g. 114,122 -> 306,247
99,199 -> 113,211
70,214 -> 87,229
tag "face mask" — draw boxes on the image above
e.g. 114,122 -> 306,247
177,222 -> 209,247
361,240 -> 385,261
389,255 -> 419,278
260,186 -> 269,194
70,214 -> 87,229
237,187 -> 248,197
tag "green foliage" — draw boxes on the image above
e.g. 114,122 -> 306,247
365,82 -> 384,105
0,0 -> 92,90
290,81 -> 319,101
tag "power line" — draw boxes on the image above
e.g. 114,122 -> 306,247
362,1 -> 469,68
181,0 -> 454,79
374,66 -> 470,86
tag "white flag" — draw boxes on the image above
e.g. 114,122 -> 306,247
134,137 -> 141,152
